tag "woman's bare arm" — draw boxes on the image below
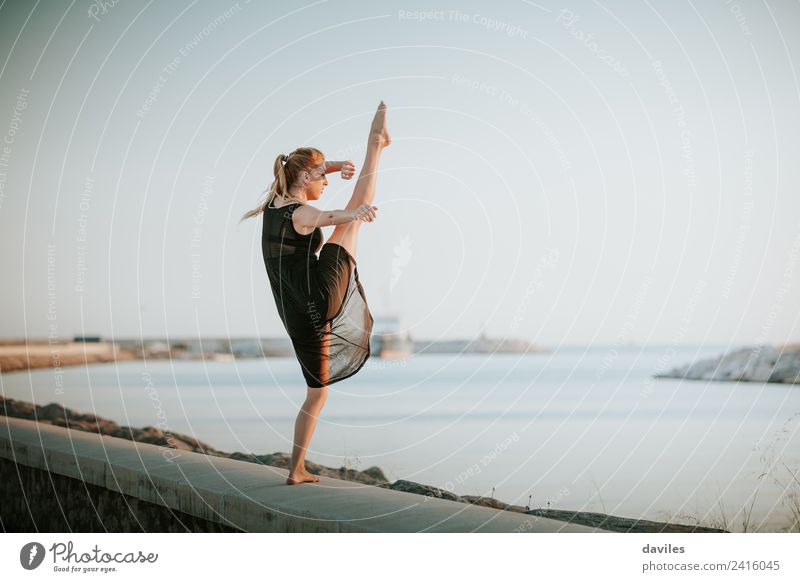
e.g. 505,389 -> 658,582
324,160 -> 356,179
293,205 -> 354,229
323,160 -> 342,174
293,203 -> 377,230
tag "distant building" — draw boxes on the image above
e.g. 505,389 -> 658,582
370,315 -> 413,359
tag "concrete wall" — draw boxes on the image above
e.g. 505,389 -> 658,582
0,457 -> 238,532
0,416 -> 599,533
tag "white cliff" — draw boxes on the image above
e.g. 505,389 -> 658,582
656,344 -> 800,384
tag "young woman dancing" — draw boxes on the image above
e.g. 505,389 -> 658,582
240,101 -> 391,485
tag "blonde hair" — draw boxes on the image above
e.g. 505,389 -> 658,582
239,147 -> 325,223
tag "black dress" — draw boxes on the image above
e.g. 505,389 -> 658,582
262,199 -> 373,387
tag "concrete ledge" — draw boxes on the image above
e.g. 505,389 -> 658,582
0,416 -> 601,532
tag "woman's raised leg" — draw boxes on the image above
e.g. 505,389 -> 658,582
326,101 -> 391,261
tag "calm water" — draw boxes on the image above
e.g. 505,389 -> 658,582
3,344 -> 799,531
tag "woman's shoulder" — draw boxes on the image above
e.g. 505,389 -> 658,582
267,200 -> 300,210
266,201 -> 303,221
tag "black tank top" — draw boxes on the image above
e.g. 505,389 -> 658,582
261,199 -> 323,261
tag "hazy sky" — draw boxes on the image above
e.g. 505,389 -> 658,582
1,0 -> 798,346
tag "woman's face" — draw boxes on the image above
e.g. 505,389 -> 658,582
304,162 -> 328,201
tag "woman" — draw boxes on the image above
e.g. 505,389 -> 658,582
240,101 -> 391,485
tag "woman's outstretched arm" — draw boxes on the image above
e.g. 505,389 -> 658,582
293,203 -> 377,230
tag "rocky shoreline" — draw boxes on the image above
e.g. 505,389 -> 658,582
656,344 -> 800,384
0,395 -> 724,533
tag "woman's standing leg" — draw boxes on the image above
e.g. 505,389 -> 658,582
287,385 -> 328,484
326,101 -> 391,261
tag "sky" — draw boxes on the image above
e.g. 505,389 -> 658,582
0,0 -> 799,347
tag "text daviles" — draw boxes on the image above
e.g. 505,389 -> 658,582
642,544 -> 685,554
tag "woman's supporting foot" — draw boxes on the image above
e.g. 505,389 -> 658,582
369,100 -> 391,150
286,467 -> 320,485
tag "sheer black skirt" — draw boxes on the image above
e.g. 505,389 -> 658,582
267,242 -> 373,388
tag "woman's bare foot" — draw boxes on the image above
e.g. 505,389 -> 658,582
369,100 -> 391,149
286,467 -> 320,485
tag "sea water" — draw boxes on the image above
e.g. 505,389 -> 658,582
3,344 -> 798,531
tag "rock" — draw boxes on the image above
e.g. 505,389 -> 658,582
361,466 -> 390,483
461,495 -> 527,513
0,395 -> 220,454
389,479 -> 462,501
769,353 -> 800,382
657,344 -> 800,385
0,397 -> 36,419
37,403 -> 70,422
526,509 -> 725,533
